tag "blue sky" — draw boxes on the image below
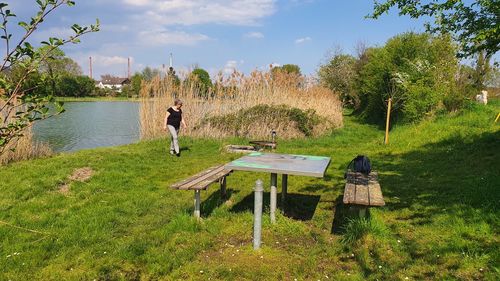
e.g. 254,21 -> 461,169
8,0 -> 431,79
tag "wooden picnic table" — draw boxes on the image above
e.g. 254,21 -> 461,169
225,152 -> 331,222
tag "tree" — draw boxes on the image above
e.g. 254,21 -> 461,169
370,0 -> 499,58
318,52 -> 359,107
57,75 -> 94,97
357,32 -> 458,124
0,0 -> 99,155
38,46 -> 82,95
188,68 -> 213,98
166,66 -> 180,86
141,66 -> 161,81
271,64 -> 301,77
130,72 -> 143,97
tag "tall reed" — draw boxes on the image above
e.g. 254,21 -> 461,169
0,128 -> 52,165
0,99 -> 52,165
139,70 -> 343,140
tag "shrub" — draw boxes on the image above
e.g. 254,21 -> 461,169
357,32 -> 459,124
199,104 -> 322,138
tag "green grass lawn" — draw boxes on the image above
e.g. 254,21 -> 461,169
1,101 -> 499,280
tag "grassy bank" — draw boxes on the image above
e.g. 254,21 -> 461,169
0,101 -> 498,280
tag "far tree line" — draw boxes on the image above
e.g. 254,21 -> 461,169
3,46 -> 305,99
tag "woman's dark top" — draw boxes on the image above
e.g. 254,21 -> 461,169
167,107 -> 182,129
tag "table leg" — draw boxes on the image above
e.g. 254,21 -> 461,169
270,173 -> 277,224
281,174 -> 288,210
194,190 -> 201,220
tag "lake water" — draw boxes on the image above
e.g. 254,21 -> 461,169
33,102 -> 140,152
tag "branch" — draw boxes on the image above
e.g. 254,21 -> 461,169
0,0 -> 66,71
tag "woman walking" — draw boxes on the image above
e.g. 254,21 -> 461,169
163,99 -> 187,157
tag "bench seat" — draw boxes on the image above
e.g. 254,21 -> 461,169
171,164 -> 232,190
171,164 -> 232,219
343,171 -> 385,207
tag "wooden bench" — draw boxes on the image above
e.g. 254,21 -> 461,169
171,164 -> 232,219
343,171 -> 385,217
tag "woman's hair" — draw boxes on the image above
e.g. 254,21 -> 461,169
174,98 -> 183,106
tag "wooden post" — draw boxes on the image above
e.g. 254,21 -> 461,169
385,98 -> 392,145
220,176 -> 227,199
359,207 -> 367,218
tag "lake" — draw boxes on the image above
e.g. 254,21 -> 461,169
33,101 -> 140,152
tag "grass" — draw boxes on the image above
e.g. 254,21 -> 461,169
0,100 -> 499,280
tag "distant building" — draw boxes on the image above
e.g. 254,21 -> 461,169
96,75 -> 131,92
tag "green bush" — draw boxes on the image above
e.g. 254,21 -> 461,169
201,104 -> 322,137
357,32 -> 459,124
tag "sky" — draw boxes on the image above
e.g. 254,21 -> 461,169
6,0 -> 432,79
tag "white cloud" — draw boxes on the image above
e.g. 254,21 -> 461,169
123,0 -> 153,6
93,55 -> 132,67
138,30 -> 209,46
295,36 -> 311,44
244,32 -> 264,39
32,27 -> 74,41
71,54 -> 134,78
223,60 -> 239,74
124,0 -> 276,26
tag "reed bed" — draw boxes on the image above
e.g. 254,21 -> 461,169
0,99 -> 52,165
139,70 -> 343,140
0,128 -> 52,165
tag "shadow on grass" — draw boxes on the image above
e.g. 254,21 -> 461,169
199,188 -> 238,217
330,131 -> 499,235
377,130 -> 499,218
230,192 -> 321,221
330,195 -> 374,234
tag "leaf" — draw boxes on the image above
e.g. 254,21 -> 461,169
18,21 -> 29,31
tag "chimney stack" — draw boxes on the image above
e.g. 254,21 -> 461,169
127,57 -> 131,79
89,56 -> 93,79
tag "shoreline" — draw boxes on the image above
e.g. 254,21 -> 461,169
55,96 -> 140,102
